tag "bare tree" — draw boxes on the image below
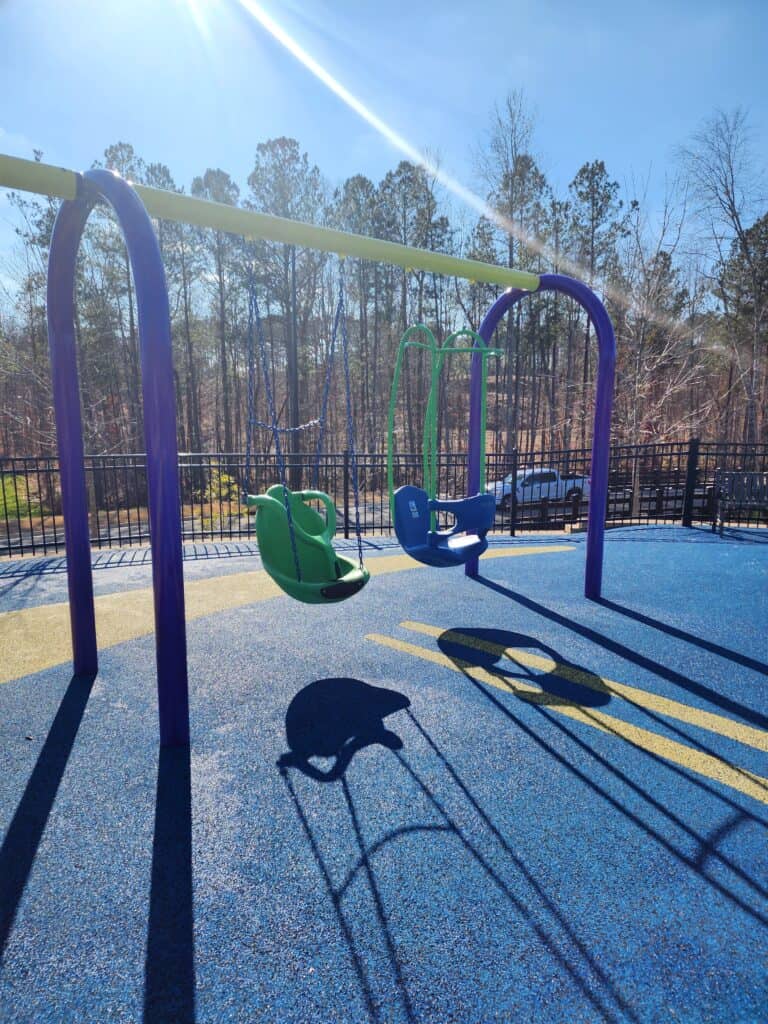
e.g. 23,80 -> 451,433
679,109 -> 766,443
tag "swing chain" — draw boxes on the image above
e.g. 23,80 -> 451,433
251,418 -> 321,434
244,257 -> 366,580
246,263 -> 303,584
338,268 -> 365,571
312,281 -> 342,489
244,275 -> 257,498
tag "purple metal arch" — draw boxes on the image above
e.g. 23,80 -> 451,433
47,170 -> 189,746
466,273 -> 616,599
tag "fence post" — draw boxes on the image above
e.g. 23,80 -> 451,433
706,485 -> 717,525
630,445 -> 641,519
343,449 -> 350,539
682,437 -> 700,528
509,447 -> 518,537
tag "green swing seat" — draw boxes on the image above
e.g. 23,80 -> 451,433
246,484 -> 369,604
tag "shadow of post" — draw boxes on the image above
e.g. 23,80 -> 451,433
0,671 -> 96,960
433,617 -> 768,921
596,596 -> 768,676
143,745 -> 195,1024
476,575 -> 768,730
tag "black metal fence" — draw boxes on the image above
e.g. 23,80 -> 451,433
2,440 -> 767,558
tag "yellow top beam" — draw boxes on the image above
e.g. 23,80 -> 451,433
0,153 -> 539,291
0,154 -> 79,201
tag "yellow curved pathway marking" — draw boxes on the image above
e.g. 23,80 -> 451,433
366,627 -> 768,806
403,622 -> 768,753
0,545 -> 572,685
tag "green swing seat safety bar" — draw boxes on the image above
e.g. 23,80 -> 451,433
387,325 -> 503,518
246,485 -> 369,604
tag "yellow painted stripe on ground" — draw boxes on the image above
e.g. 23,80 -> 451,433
401,622 -> 768,754
366,545 -> 573,576
481,545 -> 574,561
0,571 -> 282,684
365,632 -> 768,805
0,544 -> 574,684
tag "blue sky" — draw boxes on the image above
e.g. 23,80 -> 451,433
1,0 -> 766,267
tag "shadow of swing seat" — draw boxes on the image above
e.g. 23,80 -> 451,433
246,484 -> 369,604
277,677 -> 411,781
392,484 -> 496,568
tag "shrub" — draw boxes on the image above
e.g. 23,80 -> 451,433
201,470 -> 240,504
0,474 -> 42,518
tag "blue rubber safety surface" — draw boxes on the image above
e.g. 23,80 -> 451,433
0,527 -> 766,1023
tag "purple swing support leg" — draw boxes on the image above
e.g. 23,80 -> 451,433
47,170 -> 189,747
466,274 -> 616,599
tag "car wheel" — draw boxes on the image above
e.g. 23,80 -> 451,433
565,488 -> 582,501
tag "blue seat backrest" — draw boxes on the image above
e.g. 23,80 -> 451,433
393,485 -> 431,549
433,493 -> 496,536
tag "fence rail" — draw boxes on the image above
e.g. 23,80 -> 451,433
2,440 -> 767,559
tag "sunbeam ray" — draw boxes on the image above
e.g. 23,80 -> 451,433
233,0 -> 685,336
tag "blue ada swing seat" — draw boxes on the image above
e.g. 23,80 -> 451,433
392,485 -> 496,568
387,323 -> 502,570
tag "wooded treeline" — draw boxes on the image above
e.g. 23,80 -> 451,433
1,97 -> 766,462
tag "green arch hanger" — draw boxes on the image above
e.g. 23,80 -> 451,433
387,324 -> 502,517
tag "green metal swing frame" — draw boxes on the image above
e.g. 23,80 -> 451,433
386,325 -> 502,524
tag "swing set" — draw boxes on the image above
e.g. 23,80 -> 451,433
5,153 -> 616,747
